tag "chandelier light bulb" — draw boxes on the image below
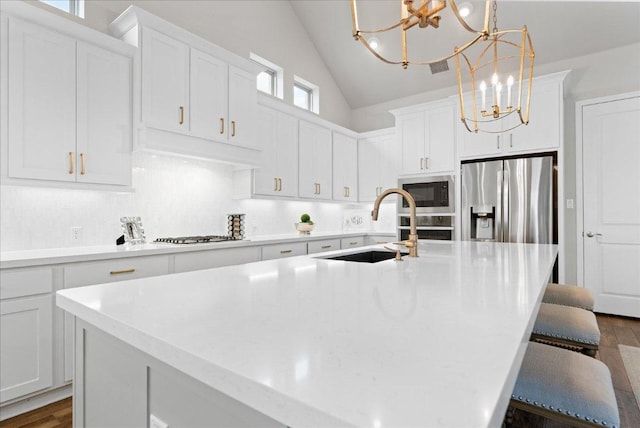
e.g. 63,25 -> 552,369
368,37 -> 380,51
458,2 -> 474,17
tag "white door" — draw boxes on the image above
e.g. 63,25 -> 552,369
425,104 -> 455,173
0,295 -> 53,402
141,27 -> 189,134
332,132 -> 358,201
7,17 -> 76,182
398,111 -> 425,175
76,42 -> 132,186
581,93 -> 640,317
358,137 -> 381,202
228,65 -> 258,149
190,48 -> 227,141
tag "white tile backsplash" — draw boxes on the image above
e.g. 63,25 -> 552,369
1,152 -> 396,251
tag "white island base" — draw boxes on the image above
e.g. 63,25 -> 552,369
59,241 -> 558,427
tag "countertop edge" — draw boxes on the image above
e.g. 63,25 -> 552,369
1,232 -> 396,269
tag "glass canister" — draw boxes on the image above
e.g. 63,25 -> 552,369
227,214 -> 245,239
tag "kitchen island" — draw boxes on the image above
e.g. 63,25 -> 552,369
57,240 -> 557,428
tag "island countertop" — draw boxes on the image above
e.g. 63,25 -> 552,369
57,240 -> 557,428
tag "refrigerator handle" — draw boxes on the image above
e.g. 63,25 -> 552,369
503,168 -> 510,242
496,169 -> 503,242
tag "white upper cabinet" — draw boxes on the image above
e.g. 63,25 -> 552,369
332,132 -> 358,202
358,129 -> 398,202
110,7 -> 261,165
76,42 -> 132,186
141,27 -> 190,135
457,71 -> 568,159
253,107 -> 298,197
298,120 -> 332,200
4,11 -> 133,187
394,100 -> 455,176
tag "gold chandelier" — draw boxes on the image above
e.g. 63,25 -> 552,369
350,0 -> 534,133
350,0 -> 491,69
454,0 -> 535,133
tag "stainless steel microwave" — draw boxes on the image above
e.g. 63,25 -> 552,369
398,175 -> 455,214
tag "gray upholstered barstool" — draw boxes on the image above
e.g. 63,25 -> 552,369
543,283 -> 594,311
509,341 -> 619,428
531,302 -> 600,357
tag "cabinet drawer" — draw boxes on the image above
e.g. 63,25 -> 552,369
261,242 -> 307,261
341,237 -> 365,250
64,256 -> 170,288
1,267 -> 54,299
307,239 -> 341,255
174,247 -> 261,273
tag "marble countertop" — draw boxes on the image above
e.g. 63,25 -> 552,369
57,240 -> 557,428
0,231 -> 394,269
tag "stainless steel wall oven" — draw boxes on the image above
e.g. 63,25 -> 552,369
397,176 -> 455,241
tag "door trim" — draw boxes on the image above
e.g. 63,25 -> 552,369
575,91 -> 640,286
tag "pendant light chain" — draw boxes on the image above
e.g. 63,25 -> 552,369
492,0 -> 498,34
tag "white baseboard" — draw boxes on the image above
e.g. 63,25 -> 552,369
0,385 -> 72,421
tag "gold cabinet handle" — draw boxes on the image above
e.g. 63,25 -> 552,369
231,120 -> 236,137
278,178 -> 282,192
321,245 -> 332,249
280,249 -> 292,254
110,268 -> 136,275
420,157 -> 424,170
274,177 -> 279,191
80,153 -> 86,175
347,186 -> 350,197
220,118 -> 225,134
68,152 -> 74,174
349,241 -> 358,245
317,183 -> 321,194
376,241 -> 389,244
424,157 -> 429,170
179,106 -> 184,125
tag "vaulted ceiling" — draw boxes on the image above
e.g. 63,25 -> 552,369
290,1 -> 640,109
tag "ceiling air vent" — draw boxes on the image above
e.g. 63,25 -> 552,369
429,60 -> 449,74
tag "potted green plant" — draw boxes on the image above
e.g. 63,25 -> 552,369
295,213 -> 314,235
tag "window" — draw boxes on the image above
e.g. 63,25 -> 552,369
293,76 -> 319,114
250,53 -> 283,99
39,0 -> 84,18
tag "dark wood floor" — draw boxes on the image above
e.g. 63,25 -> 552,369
1,315 -> 638,428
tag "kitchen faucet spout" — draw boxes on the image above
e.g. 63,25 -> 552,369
372,188 -> 419,257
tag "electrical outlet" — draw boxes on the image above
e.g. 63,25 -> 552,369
566,199 -> 575,209
150,414 -> 169,428
71,227 -> 83,243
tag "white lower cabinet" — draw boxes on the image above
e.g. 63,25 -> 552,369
62,255 -> 170,382
307,239 -> 341,255
341,237 -> 365,250
0,268 -> 54,404
261,242 -> 307,260
174,247 -> 261,273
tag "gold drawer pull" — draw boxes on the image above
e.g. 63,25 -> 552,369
349,241 -> 358,245
321,245 -> 332,249
69,152 -> 74,174
280,249 -> 292,254
179,106 -> 184,125
376,241 -> 389,244
80,153 -> 86,175
231,120 -> 236,137
274,177 -> 278,191
110,268 -> 136,275
220,117 -> 225,134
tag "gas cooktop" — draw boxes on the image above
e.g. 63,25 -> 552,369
154,235 -> 243,245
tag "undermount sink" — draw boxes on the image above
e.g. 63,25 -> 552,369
319,250 -> 408,263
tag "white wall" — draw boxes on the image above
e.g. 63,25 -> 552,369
23,0 -> 353,128
0,152 -> 396,251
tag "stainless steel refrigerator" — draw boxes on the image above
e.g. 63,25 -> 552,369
461,155 -> 556,244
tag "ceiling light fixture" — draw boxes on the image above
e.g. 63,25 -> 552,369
350,0 -> 491,69
454,0 -> 535,133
